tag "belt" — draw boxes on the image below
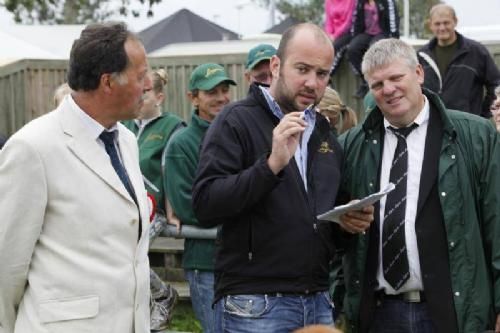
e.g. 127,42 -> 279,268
268,290 -> 320,297
376,290 -> 426,303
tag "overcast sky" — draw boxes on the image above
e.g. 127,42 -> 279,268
1,0 -> 499,36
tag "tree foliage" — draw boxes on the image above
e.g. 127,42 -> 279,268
399,0 -> 440,39
254,0 -> 323,25
1,0 -> 161,24
253,0 -> 440,39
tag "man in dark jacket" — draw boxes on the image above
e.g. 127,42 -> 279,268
339,38 -> 500,333
418,4 -> 500,118
192,23 -> 373,333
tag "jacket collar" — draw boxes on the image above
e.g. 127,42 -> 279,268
191,110 -> 210,132
59,98 -> 138,203
249,83 -> 332,138
426,31 -> 468,53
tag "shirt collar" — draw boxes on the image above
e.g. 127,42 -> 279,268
259,85 -> 317,123
67,94 -> 118,140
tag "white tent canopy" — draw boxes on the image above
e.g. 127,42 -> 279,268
0,30 -> 60,66
2,24 -> 85,59
150,33 -> 281,57
458,25 -> 500,43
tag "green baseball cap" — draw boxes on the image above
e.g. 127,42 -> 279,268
245,44 -> 277,70
188,63 -> 236,91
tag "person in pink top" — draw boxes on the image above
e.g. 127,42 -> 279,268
347,0 -> 399,98
324,0 -> 356,76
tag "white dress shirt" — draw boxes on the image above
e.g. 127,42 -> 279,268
67,94 -> 125,164
377,96 -> 430,294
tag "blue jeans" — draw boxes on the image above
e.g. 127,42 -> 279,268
370,299 -> 436,333
184,269 -> 215,333
215,291 -> 335,333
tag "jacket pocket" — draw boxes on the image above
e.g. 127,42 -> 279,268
39,295 -> 99,323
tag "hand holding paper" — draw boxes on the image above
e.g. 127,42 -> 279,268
317,183 -> 395,224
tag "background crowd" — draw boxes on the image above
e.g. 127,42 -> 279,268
0,1 -> 499,333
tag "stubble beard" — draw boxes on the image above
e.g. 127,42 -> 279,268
274,75 -> 302,114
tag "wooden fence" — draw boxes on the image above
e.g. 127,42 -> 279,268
1,41 -> 499,137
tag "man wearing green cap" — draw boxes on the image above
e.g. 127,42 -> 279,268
164,63 -> 236,333
245,43 -> 277,86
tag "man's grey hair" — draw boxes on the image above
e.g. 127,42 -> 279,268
361,38 -> 418,76
495,85 -> 500,97
111,71 -> 129,86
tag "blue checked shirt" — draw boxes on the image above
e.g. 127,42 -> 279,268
259,86 -> 316,191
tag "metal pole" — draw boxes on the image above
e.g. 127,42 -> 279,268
152,214 -> 218,240
270,0 -> 276,28
404,0 -> 410,38
161,223 -> 218,239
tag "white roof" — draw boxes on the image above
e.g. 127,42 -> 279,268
458,25 -> 500,43
149,34 -> 432,58
3,24 -> 85,59
149,33 -> 281,57
0,30 -> 61,65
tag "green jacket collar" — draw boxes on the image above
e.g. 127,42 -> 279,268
191,110 -> 210,133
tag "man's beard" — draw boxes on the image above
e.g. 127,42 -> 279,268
274,73 -> 318,114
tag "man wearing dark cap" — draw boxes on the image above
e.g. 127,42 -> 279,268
244,43 -> 277,86
165,63 -> 236,333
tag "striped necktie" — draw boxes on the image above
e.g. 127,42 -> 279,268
382,123 -> 418,290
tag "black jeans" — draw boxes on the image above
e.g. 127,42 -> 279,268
370,299 -> 436,333
347,33 -> 386,76
331,32 -> 352,75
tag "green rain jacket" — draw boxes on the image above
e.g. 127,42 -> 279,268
338,90 -> 500,332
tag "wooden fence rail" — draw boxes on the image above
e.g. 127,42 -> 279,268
1,42 -> 499,137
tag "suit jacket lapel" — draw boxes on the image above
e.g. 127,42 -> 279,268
58,104 -> 135,203
416,104 -> 443,216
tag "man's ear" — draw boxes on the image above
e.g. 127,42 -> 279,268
100,73 -> 113,94
187,91 -> 198,108
244,71 -> 251,84
416,64 -> 425,85
270,55 -> 281,81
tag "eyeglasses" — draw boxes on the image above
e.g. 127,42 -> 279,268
251,72 -> 272,83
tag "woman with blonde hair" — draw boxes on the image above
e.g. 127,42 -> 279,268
123,68 -> 185,215
122,68 -> 185,331
317,86 -> 358,136
53,82 -> 72,107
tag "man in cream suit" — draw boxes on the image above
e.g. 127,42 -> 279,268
0,23 -> 152,333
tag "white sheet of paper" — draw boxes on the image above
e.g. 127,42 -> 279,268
317,182 -> 395,223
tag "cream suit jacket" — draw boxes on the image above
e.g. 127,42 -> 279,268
0,97 -> 151,333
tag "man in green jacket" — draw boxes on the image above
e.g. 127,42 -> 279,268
338,38 -> 500,333
164,63 -> 236,333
